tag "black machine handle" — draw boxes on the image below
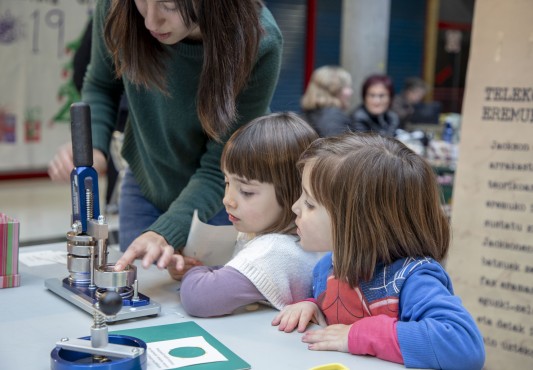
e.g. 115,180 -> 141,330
70,102 -> 93,168
98,291 -> 123,316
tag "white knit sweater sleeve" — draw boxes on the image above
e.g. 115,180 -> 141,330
226,233 -> 323,310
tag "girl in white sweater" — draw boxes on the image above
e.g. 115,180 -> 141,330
176,112 -> 323,317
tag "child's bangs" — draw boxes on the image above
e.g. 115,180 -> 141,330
222,140 -> 273,183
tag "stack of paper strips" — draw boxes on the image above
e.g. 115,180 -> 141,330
0,212 -> 20,288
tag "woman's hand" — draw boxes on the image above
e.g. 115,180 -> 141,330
302,324 -> 351,353
114,231 -> 176,271
272,301 -> 326,333
48,142 -> 107,182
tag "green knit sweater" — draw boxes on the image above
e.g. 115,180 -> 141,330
83,0 -> 283,248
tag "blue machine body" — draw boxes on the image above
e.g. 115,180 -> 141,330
50,335 -> 147,370
71,166 -> 100,233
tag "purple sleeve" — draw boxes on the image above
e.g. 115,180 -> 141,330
179,265 -> 266,317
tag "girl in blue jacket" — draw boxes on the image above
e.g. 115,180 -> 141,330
272,132 -> 485,369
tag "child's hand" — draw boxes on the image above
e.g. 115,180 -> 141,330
301,324 -> 351,353
167,252 -> 202,280
271,301 -> 326,333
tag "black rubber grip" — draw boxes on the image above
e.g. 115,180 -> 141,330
70,102 -> 93,167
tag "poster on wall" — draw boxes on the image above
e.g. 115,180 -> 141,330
446,0 -> 533,368
0,0 -> 95,172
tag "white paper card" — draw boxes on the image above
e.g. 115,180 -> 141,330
19,250 -> 67,266
182,209 -> 238,266
147,336 -> 228,369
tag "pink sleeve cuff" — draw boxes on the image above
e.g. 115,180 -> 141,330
348,315 -> 404,364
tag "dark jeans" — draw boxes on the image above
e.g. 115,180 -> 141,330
118,169 -> 230,251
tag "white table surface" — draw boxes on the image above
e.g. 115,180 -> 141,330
0,242 -> 406,370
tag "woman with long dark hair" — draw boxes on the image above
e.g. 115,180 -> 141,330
48,0 -> 283,276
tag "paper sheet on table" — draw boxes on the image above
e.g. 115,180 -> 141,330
147,336 -> 227,369
113,321 -> 250,370
19,250 -> 67,266
182,209 -> 238,266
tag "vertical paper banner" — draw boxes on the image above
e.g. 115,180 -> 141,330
0,213 -> 20,288
446,0 -> 533,368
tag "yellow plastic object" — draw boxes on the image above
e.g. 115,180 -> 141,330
309,363 -> 350,370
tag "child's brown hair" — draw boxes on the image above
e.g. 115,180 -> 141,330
298,132 -> 449,287
222,112 -> 318,234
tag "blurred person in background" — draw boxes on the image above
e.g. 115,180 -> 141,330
300,66 -> 353,137
350,74 -> 399,137
391,77 -> 428,129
